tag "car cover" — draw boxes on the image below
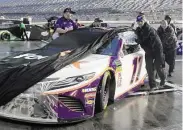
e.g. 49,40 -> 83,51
0,27 -> 130,106
0,24 -> 50,41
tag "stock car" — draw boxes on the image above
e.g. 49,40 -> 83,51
0,27 -> 147,124
0,19 -> 50,41
177,28 -> 182,55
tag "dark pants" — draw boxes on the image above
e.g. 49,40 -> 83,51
145,54 -> 166,88
165,49 -> 176,73
20,28 -> 28,41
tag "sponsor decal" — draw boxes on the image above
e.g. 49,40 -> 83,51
116,66 -> 122,72
117,73 -> 122,87
41,31 -> 49,36
82,87 -> 97,93
119,51 -> 124,58
13,53 -> 48,60
85,99 -> 95,105
72,61 -> 88,69
131,56 -> 143,84
84,92 -> 96,98
112,60 -> 121,67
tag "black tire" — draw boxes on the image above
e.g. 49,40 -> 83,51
1,32 -> 11,40
95,71 -> 111,113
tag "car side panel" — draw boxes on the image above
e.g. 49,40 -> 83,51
114,31 -> 147,99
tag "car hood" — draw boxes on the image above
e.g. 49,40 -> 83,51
44,54 -> 111,81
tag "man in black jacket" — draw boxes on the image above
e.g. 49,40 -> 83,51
157,20 -> 177,77
165,15 -> 177,35
135,15 -> 166,90
89,18 -> 103,27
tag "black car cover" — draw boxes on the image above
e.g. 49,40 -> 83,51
0,27 -> 130,106
0,24 -> 50,41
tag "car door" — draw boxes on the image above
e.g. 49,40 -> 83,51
114,31 -> 146,99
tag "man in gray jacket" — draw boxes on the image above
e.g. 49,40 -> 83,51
135,15 -> 166,90
157,20 -> 177,77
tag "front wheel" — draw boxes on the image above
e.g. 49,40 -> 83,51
95,71 -> 111,113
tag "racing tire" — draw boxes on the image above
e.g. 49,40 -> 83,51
95,71 -> 111,113
1,32 -> 11,41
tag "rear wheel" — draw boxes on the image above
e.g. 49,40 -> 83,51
95,71 -> 111,113
1,32 -> 11,40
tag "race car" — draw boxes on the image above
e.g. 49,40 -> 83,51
177,27 -> 182,55
0,27 -> 147,124
0,19 -> 50,41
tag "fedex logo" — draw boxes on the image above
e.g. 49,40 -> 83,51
13,53 -> 47,60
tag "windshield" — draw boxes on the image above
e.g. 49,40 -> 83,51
95,38 -> 119,56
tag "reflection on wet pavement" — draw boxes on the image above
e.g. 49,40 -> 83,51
0,41 -> 182,130
166,57 -> 182,85
0,41 -> 46,59
0,92 -> 181,130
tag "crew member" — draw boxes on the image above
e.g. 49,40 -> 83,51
131,12 -> 146,29
135,15 -> 166,90
53,8 -> 77,39
20,21 -> 28,41
157,20 -> 177,77
165,15 -> 177,35
89,18 -> 103,27
75,19 -> 84,27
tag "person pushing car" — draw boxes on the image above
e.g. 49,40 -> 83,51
135,14 -> 166,90
20,21 -> 28,41
89,18 -> 103,28
157,20 -> 177,77
53,8 -> 78,39
164,15 -> 177,35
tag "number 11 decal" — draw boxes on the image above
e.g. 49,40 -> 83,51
130,56 -> 143,84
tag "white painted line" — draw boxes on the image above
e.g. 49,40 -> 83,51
175,59 -> 182,62
150,88 -> 178,93
128,92 -> 149,96
128,88 -> 178,96
127,79 -> 182,97
156,79 -> 182,91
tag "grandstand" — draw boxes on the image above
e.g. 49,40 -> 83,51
0,0 -> 182,22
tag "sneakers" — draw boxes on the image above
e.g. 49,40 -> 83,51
159,79 -> 166,89
168,73 -> 173,77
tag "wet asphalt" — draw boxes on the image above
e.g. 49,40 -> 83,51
0,41 -> 182,130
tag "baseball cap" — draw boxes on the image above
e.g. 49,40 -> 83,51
165,15 -> 171,20
136,15 -> 144,22
94,18 -> 103,22
63,8 -> 76,14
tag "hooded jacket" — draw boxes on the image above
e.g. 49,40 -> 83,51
157,25 -> 177,53
135,22 -> 163,56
